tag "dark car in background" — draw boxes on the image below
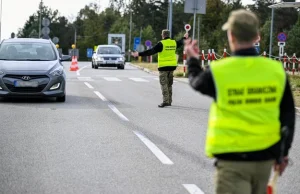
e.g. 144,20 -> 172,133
0,38 -> 70,102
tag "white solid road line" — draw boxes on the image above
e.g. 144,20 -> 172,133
183,184 -> 205,194
84,82 -> 94,89
133,130 -> 174,165
94,91 -> 108,101
108,104 -> 129,121
76,65 -> 88,76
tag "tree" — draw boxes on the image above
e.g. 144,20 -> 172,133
17,2 -> 73,54
286,16 -> 300,57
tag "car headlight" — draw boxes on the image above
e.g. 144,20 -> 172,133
118,57 -> 124,61
50,83 -> 60,90
50,66 -> 63,76
0,70 -> 4,75
98,57 -> 104,61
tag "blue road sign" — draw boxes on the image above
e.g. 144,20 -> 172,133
87,48 -> 93,58
145,40 -> 152,47
277,32 -> 287,42
133,37 -> 141,51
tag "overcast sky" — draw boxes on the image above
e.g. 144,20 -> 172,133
1,0 -> 258,40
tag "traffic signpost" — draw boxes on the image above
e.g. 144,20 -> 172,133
277,32 -> 287,57
133,37 -> 141,51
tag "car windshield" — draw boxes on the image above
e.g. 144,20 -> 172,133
98,47 -> 121,54
0,42 -> 57,61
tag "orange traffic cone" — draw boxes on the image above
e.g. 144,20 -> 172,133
70,56 -> 79,71
74,56 -> 79,70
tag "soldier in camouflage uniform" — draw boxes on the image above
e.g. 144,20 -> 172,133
132,30 -> 188,107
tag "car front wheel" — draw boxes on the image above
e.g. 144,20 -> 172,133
56,95 -> 66,102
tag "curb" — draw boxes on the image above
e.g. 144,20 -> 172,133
295,107 -> 300,114
128,63 -> 189,84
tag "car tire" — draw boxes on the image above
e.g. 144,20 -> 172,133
92,61 -> 94,68
95,65 -> 98,69
56,95 -> 66,102
118,65 -> 125,70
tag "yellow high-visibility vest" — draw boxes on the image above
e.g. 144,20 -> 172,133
158,39 -> 177,68
206,56 -> 286,158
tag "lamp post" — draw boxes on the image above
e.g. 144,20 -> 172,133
0,0 -> 2,41
38,0 -> 43,38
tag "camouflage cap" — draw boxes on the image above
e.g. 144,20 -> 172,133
222,9 -> 259,42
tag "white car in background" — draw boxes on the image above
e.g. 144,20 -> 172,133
92,45 -> 125,69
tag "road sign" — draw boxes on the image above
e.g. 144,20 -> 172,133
136,44 -> 145,52
185,24 -> 191,32
145,40 -> 152,47
42,18 -> 50,27
42,27 -> 50,35
52,37 -> 59,44
133,37 -> 141,50
184,0 -> 207,14
277,32 -> 287,42
87,48 -> 93,58
134,37 -> 141,50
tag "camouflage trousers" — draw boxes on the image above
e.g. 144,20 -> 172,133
159,71 -> 174,104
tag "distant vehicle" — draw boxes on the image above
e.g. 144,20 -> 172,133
0,38 -> 71,102
92,45 -> 125,69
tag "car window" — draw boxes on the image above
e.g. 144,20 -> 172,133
97,47 -> 121,54
0,42 -> 57,61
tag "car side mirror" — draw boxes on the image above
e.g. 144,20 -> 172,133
61,55 -> 71,61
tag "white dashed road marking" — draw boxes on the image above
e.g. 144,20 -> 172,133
183,184 -> 205,194
133,130 -> 174,165
103,77 -> 122,81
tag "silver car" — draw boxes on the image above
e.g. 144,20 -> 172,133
0,38 -> 70,102
92,45 -> 125,69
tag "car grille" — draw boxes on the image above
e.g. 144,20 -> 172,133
5,83 -> 47,93
3,74 -> 49,93
3,74 -> 49,79
103,57 -> 117,60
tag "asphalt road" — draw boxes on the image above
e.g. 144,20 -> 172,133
0,61 -> 299,194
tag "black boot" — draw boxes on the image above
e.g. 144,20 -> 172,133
158,102 -> 170,108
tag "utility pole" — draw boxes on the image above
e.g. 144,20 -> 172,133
38,0 -> 43,38
169,0 -> 173,37
128,0 -> 132,61
0,0 -> 3,41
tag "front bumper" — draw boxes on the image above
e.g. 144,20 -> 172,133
0,74 -> 66,97
96,60 -> 125,67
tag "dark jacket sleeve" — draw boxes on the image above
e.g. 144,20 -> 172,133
280,76 -> 296,156
138,42 -> 163,56
187,57 -> 216,100
176,37 -> 185,48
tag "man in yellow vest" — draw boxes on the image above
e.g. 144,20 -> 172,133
132,30 -> 188,107
185,9 -> 295,194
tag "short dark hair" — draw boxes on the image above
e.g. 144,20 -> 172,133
162,30 -> 170,37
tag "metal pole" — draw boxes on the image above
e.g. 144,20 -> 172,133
128,0 -> 132,61
197,15 -> 200,41
192,0 -> 197,40
167,2 -> 169,29
269,8 -> 274,58
39,0 -> 42,38
0,0 -> 2,41
169,0 -> 172,37
74,28 -> 77,45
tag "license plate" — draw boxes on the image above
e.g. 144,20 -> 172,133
14,81 -> 39,87
107,60 -> 114,63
